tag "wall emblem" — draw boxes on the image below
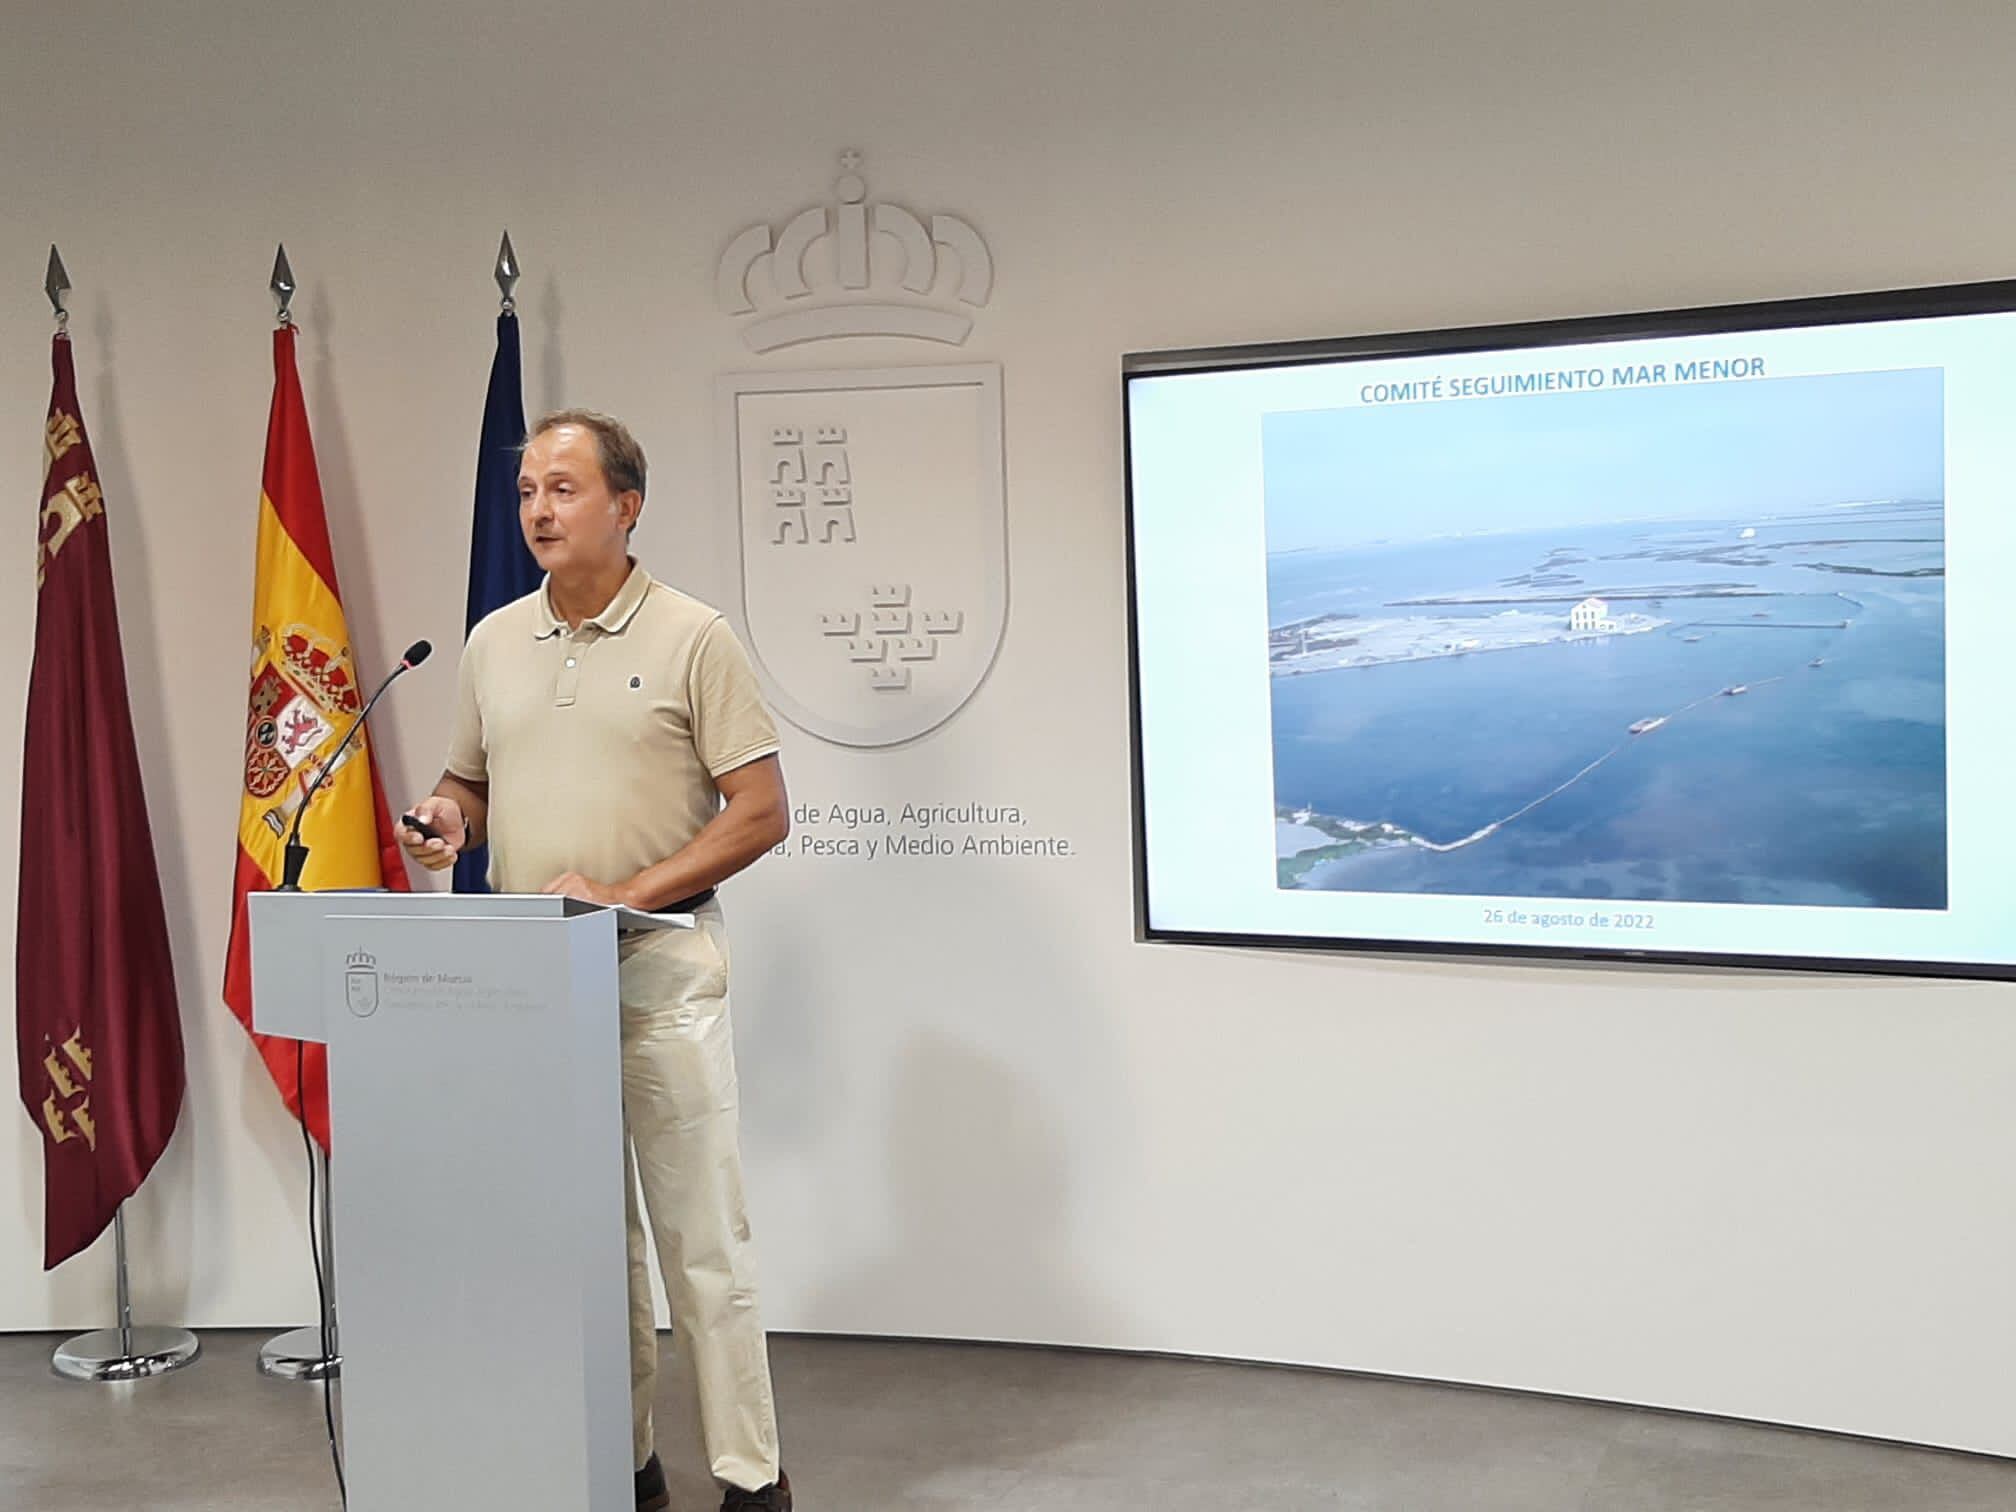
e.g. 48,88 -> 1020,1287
717,150 -> 994,352
720,364 -> 1005,747
718,149 -> 1006,747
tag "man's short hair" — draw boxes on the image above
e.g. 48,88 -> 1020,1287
528,409 -> 647,501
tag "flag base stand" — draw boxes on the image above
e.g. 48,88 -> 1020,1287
259,1140 -> 340,1382
51,1210 -> 201,1382
257,1326 -> 340,1381
53,1325 -> 201,1382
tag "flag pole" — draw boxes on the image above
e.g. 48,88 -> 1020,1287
115,1205 -> 132,1359
253,243 -> 343,1385
40,249 -> 199,1385
453,232 -> 534,895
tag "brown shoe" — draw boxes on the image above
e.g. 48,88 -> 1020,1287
636,1452 -> 671,1512
720,1469 -> 791,1510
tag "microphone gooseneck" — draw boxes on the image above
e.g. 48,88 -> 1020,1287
276,645 -> 429,892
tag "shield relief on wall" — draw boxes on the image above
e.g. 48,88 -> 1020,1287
716,153 -> 1007,748
720,366 -> 1005,747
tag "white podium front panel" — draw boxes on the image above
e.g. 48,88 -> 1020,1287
244,899 -> 637,1512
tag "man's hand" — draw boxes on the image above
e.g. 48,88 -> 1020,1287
399,795 -> 466,872
541,872 -> 632,907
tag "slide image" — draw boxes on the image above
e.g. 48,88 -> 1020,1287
1266,369 -> 1947,910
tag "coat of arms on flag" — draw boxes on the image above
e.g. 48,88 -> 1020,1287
242,624 -> 361,833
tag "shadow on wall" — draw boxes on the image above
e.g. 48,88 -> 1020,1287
798,1021 -> 1140,1490
739,725 -> 1138,1371
811,1026 -> 1128,1351
303,287 -> 419,790
537,270 -> 566,416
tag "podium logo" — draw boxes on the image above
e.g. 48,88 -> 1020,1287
716,149 -> 994,353
344,949 -> 380,1018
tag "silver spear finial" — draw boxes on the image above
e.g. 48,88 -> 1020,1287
495,231 -> 520,314
270,244 -> 297,327
46,245 -> 71,334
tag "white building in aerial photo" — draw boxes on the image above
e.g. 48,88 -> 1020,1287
1570,595 -> 1618,632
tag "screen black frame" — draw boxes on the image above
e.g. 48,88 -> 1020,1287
1122,277 -> 2016,981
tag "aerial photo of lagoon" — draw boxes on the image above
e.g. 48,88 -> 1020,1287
1267,367 -> 1947,909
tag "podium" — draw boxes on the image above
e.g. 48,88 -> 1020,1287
248,890 -> 672,1511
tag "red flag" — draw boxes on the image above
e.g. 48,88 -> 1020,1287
16,335 -> 187,1270
221,326 -> 408,1149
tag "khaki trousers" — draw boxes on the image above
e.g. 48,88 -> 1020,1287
617,906 -> 780,1492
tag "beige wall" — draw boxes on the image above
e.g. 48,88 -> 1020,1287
5,0 -> 2016,1453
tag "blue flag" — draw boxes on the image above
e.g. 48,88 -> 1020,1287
454,311 -> 536,893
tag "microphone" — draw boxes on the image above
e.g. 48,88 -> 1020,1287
277,640 -> 433,891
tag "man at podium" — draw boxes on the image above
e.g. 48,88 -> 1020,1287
401,410 -> 794,1512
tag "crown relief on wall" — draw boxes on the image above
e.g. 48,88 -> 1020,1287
716,149 -> 994,352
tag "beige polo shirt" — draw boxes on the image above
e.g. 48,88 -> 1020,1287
445,563 -> 779,896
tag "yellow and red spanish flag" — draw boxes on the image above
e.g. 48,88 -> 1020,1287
222,325 -> 407,1149
17,334 -> 187,1269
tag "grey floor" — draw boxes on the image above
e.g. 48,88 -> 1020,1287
3,1331 -> 2013,1511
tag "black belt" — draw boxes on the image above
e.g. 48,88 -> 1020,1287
656,887 -> 715,915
